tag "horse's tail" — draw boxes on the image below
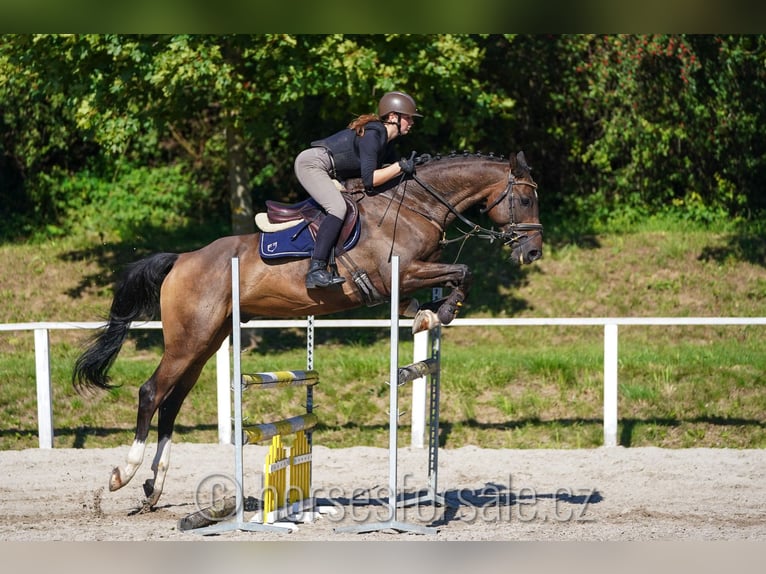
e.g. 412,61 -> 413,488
73,252 -> 179,393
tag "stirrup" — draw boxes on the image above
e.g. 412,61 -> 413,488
306,271 -> 345,289
328,248 -> 345,285
329,271 -> 345,285
328,262 -> 345,285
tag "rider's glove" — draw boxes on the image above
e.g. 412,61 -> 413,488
398,153 -> 416,176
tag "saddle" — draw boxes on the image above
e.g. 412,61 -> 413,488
258,194 -> 360,254
255,188 -> 384,306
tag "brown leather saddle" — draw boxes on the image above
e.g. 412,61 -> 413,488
264,194 -> 360,254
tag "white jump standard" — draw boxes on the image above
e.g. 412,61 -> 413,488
335,254 -> 446,535
189,258 -> 327,535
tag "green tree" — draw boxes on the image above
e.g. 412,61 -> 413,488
2,34 -> 514,236
499,34 -> 766,230
0,37 -> 90,228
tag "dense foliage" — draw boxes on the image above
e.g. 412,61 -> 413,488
2,34 -> 765,242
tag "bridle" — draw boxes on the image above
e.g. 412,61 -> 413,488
481,171 -> 544,248
410,168 -> 543,250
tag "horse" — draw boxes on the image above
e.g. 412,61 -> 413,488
72,150 -> 543,508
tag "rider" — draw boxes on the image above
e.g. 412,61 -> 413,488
295,90 -> 422,289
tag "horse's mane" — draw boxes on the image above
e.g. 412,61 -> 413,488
414,150 -> 530,178
415,150 -> 506,166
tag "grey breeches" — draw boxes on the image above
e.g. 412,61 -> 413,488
294,147 -> 348,219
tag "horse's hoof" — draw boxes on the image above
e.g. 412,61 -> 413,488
109,467 -> 124,491
143,478 -> 163,507
437,301 -> 463,325
412,310 -> 440,334
401,298 -> 420,318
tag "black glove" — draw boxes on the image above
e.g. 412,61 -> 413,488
398,153 -> 416,176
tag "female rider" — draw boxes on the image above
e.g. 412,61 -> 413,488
295,90 -> 422,289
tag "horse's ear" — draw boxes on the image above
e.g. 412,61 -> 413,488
510,151 -> 529,175
510,151 -> 527,173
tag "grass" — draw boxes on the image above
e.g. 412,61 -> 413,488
1,217 -> 765,450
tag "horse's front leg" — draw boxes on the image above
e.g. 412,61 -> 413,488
418,288 -> 468,324
399,262 -> 472,332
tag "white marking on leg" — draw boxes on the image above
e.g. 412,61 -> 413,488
412,309 -> 440,334
109,439 -> 145,491
147,437 -> 172,505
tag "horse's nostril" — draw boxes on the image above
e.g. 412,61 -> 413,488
528,250 -> 542,261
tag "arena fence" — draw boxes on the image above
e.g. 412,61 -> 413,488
2,316 -> 765,449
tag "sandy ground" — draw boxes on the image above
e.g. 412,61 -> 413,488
1,443 -> 765,542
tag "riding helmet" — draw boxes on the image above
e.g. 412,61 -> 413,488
378,91 -> 423,118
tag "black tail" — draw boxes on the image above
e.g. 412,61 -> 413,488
72,252 -> 179,393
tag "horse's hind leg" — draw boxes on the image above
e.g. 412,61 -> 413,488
108,353 -> 203,494
141,365 -> 205,507
108,355 -> 208,508
109,370 -> 165,493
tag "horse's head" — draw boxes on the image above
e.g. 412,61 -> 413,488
483,151 -> 543,265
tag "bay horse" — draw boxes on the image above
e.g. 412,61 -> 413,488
72,150 -> 543,508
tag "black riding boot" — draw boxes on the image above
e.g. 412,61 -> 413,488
305,259 -> 345,288
306,215 -> 346,289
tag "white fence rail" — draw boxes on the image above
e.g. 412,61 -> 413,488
2,316 -> 765,449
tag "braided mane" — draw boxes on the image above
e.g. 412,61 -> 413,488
415,150 -> 532,181
415,150 -> 507,166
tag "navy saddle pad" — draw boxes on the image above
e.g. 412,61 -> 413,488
259,219 -> 361,259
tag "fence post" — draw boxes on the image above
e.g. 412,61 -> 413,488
34,328 -> 53,449
216,338 -> 232,444
410,287 -> 442,448
410,329 -> 428,448
603,323 -> 619,447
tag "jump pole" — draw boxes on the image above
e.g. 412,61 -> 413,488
335,255 -> 438,535
241,370 -> 321,527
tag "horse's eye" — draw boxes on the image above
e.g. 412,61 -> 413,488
520,196 -> 531,207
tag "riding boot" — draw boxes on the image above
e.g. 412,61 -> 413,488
306,214 -> 346,289
305,259 -> 345,288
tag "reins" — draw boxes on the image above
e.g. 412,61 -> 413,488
372,157 -> 544,264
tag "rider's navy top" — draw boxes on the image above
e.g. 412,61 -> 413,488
311,122 -> 399,190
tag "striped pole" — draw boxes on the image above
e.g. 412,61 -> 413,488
243,413 -> 318,444
242,370 -> 319,389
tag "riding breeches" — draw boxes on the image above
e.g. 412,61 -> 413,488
294,147 -> 348,220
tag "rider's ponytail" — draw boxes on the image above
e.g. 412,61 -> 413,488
348,113 -> 379,136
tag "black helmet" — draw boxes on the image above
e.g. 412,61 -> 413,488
378,91 -> 423,118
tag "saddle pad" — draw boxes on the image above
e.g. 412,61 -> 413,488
259,218 -> 361,260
